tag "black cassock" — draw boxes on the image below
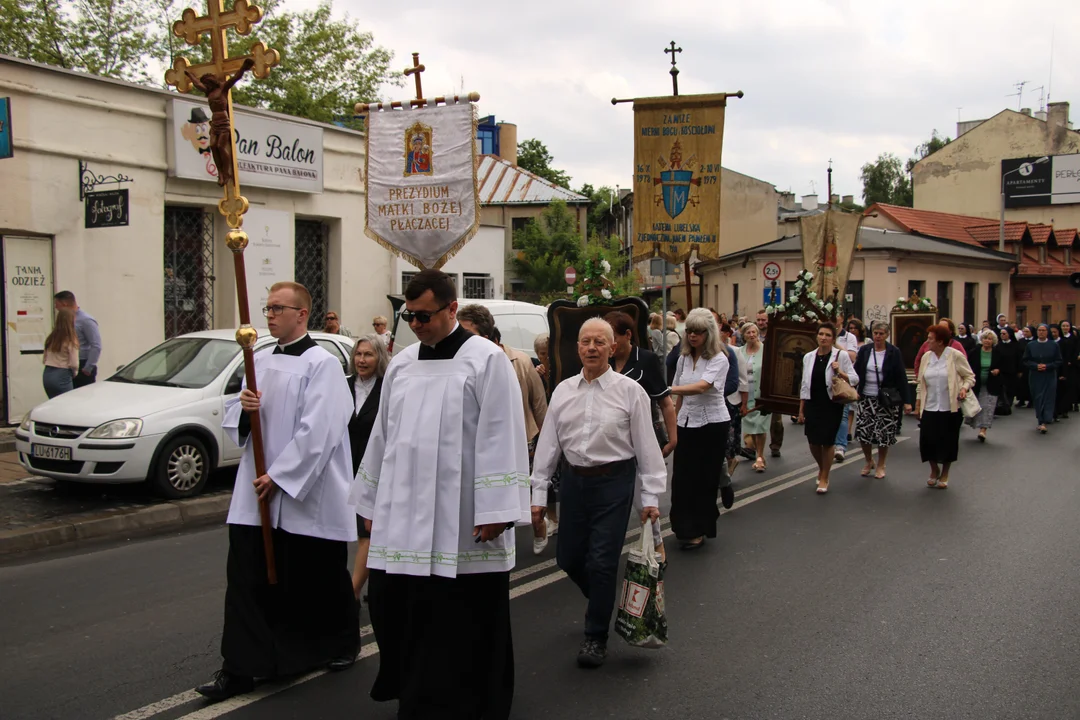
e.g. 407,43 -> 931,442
366,326 -> 515,720
222,336 -> 359,678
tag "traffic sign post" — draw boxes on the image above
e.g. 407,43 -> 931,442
762,262 -> 781,282
565,266 -> 576,294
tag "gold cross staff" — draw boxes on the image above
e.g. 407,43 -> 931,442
404,52 -> 426,105
163,0 -> 280,585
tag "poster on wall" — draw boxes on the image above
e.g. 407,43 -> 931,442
166,99 -> 324,194
241,208 -> 295,330
363,102 -> 480,270
1003,154 -> 1080,207
3,236 -> 53,422
631,94 -> 728,264
0,97 -> 12,159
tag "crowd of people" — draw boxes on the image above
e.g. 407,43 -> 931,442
47,269 -> 1054,718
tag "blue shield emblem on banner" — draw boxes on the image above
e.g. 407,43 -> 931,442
661,169 -> 693,219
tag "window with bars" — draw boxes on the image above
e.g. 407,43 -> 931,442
295,220 -> 329,329
401,271 -> 417,294
463,273 -> 494,299
163,206 -> 214,339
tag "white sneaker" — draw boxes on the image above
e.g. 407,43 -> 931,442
546,518 -> 559,538
532,535 -> 548,555
834,449 -> 845,463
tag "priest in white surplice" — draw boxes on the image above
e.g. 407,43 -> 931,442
351,270 -> 530,720
196,281 -> 359,703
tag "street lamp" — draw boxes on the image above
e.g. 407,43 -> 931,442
1000,156 -> 1050,252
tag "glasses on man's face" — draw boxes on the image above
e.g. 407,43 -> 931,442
326,315 -> 338,321
262,305 -> 303,317
400,302 -> 450,325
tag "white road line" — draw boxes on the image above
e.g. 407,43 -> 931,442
111,455 -> 866,720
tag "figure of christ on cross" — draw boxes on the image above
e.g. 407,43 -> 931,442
184,57 -> 256,188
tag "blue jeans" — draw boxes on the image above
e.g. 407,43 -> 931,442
43,366 -> 74,399
556,459 -> 636,642
835,408 -> 850,451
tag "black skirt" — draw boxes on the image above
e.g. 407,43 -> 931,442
670,422 -> 728,540
804,396 -> 845,446
919,410 -> 963,464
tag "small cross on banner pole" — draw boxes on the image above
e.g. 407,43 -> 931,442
404,52 -> 426,106
665,41 -> 682,96
164,0 -> 280,585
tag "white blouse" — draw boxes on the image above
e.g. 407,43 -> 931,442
862,348 -> 887,397
674,352 -> 731,428
921,350 -> 951,412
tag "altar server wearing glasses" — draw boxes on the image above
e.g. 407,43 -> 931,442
351,269 -> 530,719
196,281 -> 359,702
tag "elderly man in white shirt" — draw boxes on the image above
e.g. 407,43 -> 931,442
531,317 -> 667,669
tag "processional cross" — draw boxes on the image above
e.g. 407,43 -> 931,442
404,53 -> 426,106
164,0 -> 281,584
664,41 -> 682,96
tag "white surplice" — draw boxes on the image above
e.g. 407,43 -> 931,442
350,333 -> 531,578
223,343 -> 357,542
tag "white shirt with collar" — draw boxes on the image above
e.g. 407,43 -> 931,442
353,374 -> 377,413
529,367 -> 667,509
921,349 -> 952,412
674,351 -> 731,427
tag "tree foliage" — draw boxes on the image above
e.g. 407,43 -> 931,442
1,0 -> 165,84
861,130 -> 952,207
0,0 -> 398,124
579,184 -> 620,238
176,0 -> 398,124
517,138 -> 572,189
510,200 -> 583,293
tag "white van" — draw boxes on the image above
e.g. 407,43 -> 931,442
387,297 -> 549,359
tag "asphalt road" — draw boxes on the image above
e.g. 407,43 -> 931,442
3,411 -> 1079,720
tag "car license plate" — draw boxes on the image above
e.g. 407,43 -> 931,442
32,444 -> 71,461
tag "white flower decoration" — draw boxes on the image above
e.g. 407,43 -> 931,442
777,304 -> 786,312
576,295 -> 589,307
807,311 -> 818,319
808,291 -> 818,300
795,280 -> 805,289
825,302 -> 834,312
766,306 -> 776,315
600,259 -> 611,274
805,271 -> 814,280
897,297 -> 905,304
601,288 -> 612,300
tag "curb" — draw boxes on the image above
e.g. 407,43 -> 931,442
0,493 -> 232,556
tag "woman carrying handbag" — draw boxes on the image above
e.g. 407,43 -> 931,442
797,322 -> 858,495
853,321 -> 910,479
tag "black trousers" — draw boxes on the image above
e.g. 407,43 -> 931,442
556,460 -> 637,642
221,525 -> 359,678
73,359 -> 97,389
671,423 -> 728,540
368,569 -> 513,720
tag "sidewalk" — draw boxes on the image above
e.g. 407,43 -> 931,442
0,458 -> 235,557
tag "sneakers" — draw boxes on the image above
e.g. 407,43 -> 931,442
546,517 -> 559,538
577,638 -> 608,668
834,449 -> 845,463
532,535 -> 548,555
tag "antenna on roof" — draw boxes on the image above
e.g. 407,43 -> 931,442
809,180 -> 817,195
957,107 -> 963,122
1033,86 -> 1046,113
1048,27 -> 1055,103
1007,80 -> 1030,111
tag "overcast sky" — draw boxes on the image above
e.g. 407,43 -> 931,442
287,0 -> 1077,203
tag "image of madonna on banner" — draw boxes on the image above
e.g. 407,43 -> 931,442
363,102 -> 480,269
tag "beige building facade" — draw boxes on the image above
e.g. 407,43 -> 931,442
913,103 -> 1080,230
696,227 -> 1014,328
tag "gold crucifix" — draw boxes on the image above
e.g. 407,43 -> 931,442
163,0 -> 280,585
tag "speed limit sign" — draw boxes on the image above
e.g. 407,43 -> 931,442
762,262 -> 781,282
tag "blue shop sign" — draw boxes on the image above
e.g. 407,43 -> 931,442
0,97 -> 12,159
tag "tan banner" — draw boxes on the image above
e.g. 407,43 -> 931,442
631,94 -> 727,264
800,207 -> 863,310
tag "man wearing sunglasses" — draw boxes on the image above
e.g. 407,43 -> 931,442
351,269 -> 530,719
323,311 -> 353,338
199,281 -> 359,702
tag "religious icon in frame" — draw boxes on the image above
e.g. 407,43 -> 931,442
403,121 -> 433,177
891,311 -> 937,381
757,318 -> 820,416
546,297 -> 649,391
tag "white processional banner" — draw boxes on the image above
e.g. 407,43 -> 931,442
364,103 -> 480,270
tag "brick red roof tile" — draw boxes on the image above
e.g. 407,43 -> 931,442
866,203 -> 1029,248
965,222 -> 1027,243
1054,228 -> 1077,247
1028,224 -> 1053,245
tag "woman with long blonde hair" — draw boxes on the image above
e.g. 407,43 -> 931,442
43,309 -> 80,398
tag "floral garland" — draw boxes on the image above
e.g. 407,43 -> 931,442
764,268 -> 837,323
575,256 -> 615,307
892,293 -> 935,313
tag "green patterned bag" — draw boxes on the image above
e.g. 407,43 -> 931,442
615,522 -> 667,649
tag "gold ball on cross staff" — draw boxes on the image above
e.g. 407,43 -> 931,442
225,229 -> 249,252
235,325 -> 258,348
